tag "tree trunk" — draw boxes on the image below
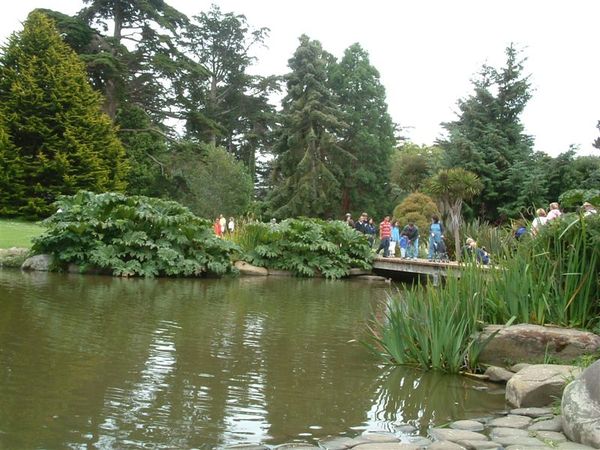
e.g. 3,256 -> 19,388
451,200 -> 463,262
104,1 -> 124,119
209,74 -> 217,146
341,188 -> 350,214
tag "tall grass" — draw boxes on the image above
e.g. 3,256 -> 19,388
522,214 -> 599,328
369,265 -> 489,373
370,212 -> 599,372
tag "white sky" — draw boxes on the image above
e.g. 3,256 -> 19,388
2,0 -> 599,157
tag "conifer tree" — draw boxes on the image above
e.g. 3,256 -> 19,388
0,114 -> 25,215
440,45 -> 535,220
269,35 -> 348,219
0,11 -> 127,217
330,43 -> 396,217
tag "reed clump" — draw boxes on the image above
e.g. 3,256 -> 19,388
370,212 -> 599,373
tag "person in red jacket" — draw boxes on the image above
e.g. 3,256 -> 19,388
376,216 -> 392,257
214,218 -> 222,237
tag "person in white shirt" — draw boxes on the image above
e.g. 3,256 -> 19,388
531,208 -> 547,236
227,217 -> 235,234
219,214 -> 226,235
582,202 -> 597,216
546,202 -> 562,221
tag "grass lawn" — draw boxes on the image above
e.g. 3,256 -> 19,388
0,219 -> 45,248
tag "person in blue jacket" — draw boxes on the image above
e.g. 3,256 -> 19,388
391,220 -> 401,257
428,215 -> 444,260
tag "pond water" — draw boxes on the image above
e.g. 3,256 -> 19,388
0,270 -> 505,449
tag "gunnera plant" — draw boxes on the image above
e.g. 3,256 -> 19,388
234,218 -> 373,279
31,191 -> 238,277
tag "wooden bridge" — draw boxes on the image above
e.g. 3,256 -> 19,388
372,256 -> 462,284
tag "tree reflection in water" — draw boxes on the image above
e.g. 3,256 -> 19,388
0,270 -> 504,449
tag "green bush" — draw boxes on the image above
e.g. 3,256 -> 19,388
31,191 -> 238,277
392,192 -> 439,232
234,218 -> 373,279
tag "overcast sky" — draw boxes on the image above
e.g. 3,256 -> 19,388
2,1 -> 599,157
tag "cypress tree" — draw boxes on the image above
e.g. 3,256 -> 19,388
269,35 -> 347,219
330,43 -> 396,217
440,45 -> 535,220
0,11 -> 127,218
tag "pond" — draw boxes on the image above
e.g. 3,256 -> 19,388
0,270 -> 505,449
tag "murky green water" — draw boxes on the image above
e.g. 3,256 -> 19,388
0,270 -> 505,449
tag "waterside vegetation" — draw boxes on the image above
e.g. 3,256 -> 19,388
369,213 -> 600,373
28,191 -> 373,279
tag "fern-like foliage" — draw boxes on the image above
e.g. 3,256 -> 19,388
31,191 -> 238,277
235,218 -> 373,279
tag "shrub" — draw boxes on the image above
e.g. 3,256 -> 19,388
392,192 -> 439,232
31,191 -> 237,277
233,218 -> 373,279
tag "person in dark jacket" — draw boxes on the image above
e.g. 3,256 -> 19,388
401,221 -> 419,259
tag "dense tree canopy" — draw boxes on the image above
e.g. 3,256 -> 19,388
330,43 -> 396,217
440,45 -> 537,220
390,143 -> 444,198
0,11 -> 127,218
169,144 -> 253,219
183,5 -> 278,182
269,35 -> 349,219
0,2 -> 595,224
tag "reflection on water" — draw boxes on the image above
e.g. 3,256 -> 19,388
0,270 -> 505,449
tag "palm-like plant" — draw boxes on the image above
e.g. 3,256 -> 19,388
426,168 -> 483,261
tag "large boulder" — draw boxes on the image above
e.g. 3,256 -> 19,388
477,324 -> 600,366
506,364 -> 581,407
562,359 -> 600,448
234,261 -> 268,276
21,254 -> 53,271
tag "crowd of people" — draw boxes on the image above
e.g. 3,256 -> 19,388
346,200 -> 597,265
350,212 -> 442,261
213,200 -> 597,262
528,201 -> 596,237
213,214 -> 235,237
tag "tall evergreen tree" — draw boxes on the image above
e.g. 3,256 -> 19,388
269,35 -> 347,219
0,11 -> 127,218
40,2 -> 191,197
0,114 -> 25,215
440,45 -> 535,220
330,43 -> 396,217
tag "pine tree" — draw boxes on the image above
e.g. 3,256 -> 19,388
440,45 -> 534,220
330,43 -> 396,217
269,35 -> 347,218
0,11 -> 127,217
0,113 -> 25,215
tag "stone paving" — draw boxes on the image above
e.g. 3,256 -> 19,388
225,407 -> 597,450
